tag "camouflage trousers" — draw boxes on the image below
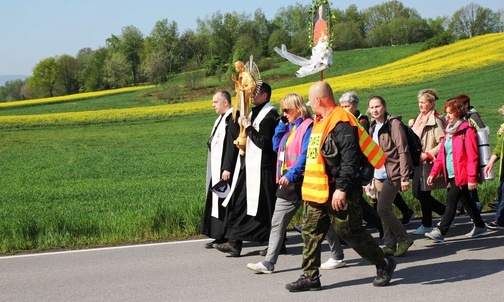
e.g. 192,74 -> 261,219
301,189 -> 386,278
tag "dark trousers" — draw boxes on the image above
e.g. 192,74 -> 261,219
438,179 -> 486,235
301,189 -> 385,279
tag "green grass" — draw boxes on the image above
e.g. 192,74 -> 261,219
0,39 -> 501,254
0,115 -> 213,253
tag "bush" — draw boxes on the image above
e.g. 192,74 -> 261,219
421,32 -> 455,51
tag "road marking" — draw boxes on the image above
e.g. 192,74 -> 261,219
0,238 -> 211,260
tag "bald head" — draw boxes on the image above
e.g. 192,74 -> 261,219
308,81 -> 335,105
307,81 -> 336,117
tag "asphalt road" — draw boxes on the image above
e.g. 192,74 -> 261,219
1,213 -> 502,302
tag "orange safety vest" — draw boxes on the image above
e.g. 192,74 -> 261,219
302,106 -> 386,203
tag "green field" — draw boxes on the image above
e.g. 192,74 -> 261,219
0,35 -> 502,254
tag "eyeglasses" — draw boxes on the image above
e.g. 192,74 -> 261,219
282,108 -> 294,113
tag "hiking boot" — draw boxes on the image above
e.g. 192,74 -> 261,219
214,242 -> 241,257
465,226 -> 488,238
373,256 -> 396,287
285,273 -> 321,292
401,211 -> 416,225
393,237 -> 414,257
487,220 -> 504,230
246,261 -> 274,274
259,244 -> 287,256
320,258 -> 346,270
412,225 -> 432,235
425,227 -> 444,243
382,246 -> 396,255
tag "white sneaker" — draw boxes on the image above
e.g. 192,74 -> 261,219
320,258 -> 346,270
465,226 -> 488,238
425,227 -> 444,243
246,261 -> 274,274
412,225 -> 432,235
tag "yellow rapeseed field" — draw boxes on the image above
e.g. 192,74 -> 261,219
0,85 -> 156,109
0,33 -> 503,128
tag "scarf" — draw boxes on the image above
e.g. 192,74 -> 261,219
445,119 -> 463,139
412,109 -> 434,138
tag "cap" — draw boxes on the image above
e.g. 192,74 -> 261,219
211,179 -> 230,198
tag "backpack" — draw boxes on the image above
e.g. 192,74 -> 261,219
388,118 -> 422,168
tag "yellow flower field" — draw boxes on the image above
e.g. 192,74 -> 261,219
0,85 -> 156,109
0,33 -> 502,128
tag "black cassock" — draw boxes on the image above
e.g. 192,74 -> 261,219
201,112 -> 239,241
224,102 -> 279,243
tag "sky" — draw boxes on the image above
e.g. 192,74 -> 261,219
1,0 -> 502,76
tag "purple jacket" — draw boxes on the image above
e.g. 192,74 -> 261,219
430,120 -> 478,186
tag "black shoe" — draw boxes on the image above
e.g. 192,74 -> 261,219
373,256 -> 396,287
285,273 -> 321,292
401,211 -> 416,225
214,242 -> 241,257
259,244 -> 287,256
204,240 -> 226,249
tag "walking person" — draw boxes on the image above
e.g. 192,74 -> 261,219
455,94 -> 484,215
201,91 -> 239,248
246,93 -> 313,273
214,83 -> 279,257
368,96 -> 414,257
425,99 -> 488,242
409,89 -> 446,235
285,82 -> 395,292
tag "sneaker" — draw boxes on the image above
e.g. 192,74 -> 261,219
382,246 -> 396,255
373,256 -> 396,287
487,220 -> 504,230
393,237 -> 414,257
425,227 -> 444,243
285,273 -> 321,292
412,225 -> 432,235
465,226 -> 488,238
320,258 -> 347,270
401,211 -> 416,225
246,261 -> 274,274
214,242 -> 241,257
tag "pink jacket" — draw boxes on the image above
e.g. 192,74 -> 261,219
430,120 -> 478,186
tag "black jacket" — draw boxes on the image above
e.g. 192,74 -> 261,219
322,121 -> 361,192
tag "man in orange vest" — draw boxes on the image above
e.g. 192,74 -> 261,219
285,81 -> 396,292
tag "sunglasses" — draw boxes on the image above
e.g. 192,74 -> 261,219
282,108 -> 294,113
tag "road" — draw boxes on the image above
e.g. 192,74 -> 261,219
1,213 -> 502,302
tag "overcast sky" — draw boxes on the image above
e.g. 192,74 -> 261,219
1,0 -> 502,75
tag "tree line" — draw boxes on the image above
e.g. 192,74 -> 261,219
1,1 -> 502,102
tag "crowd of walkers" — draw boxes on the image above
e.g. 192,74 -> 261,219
202,80 -> 503,292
